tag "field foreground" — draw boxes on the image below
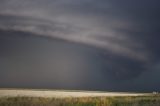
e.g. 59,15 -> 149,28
0,89 -> 159,106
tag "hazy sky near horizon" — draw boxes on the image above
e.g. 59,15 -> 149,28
0,0 -> 160,92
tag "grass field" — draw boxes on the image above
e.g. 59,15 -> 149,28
0,96 -> 160,106
0,89 -> 159,106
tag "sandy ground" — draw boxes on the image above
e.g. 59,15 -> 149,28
0,89 -> 148,98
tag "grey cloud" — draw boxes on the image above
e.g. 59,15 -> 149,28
0,0 -> 160,91
0,2 -> 149,62
0,30 -> 147,91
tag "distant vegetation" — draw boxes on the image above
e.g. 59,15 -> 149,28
0,95 -> 160,106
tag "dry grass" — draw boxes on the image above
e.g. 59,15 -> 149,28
0,95 -> 160,106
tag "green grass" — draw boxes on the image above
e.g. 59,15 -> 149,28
0,95 -> 160,106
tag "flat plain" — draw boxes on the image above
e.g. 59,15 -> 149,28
0,89 -> 159,106
0,89 -> 147,98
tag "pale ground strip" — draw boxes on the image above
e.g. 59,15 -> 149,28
0,89 -> 148,98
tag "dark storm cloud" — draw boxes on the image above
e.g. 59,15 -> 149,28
0,0 -> 150,61
0,0 -> 160,91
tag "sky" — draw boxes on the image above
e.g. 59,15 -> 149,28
0,0 -> 160,92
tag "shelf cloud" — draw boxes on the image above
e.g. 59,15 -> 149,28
0,0 -> 160,91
